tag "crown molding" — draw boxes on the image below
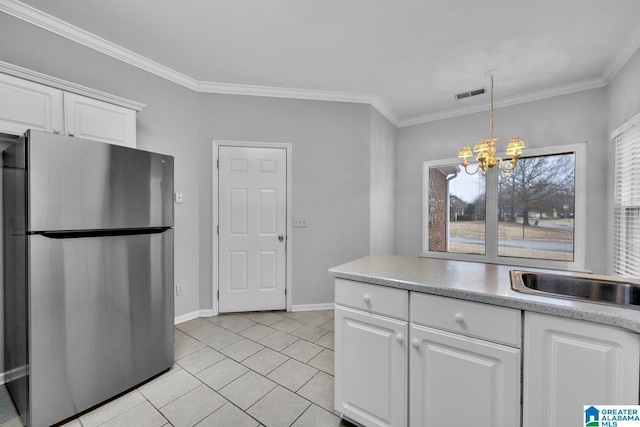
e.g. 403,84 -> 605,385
0,0 -> 199,91
601,21 -> 640,84
197,80 -> 365,102
196,80 -> 400,125
369,97 -> 399,126
0,0 -> 401,126
1,0 -> 635,130
398,77 -> 607,128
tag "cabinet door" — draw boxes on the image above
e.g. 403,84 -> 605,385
410,324 -> 520,427
335,305 -> 407,427
64,92 -> 136,147
0,73 -> 63,135
523,312 -> 640,427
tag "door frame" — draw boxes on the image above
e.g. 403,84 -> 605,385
212,140 -> 292,315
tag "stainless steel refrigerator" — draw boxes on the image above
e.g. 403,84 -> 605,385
3,130 -> 175,427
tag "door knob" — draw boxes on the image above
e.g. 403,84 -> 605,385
278,235 -> 285,242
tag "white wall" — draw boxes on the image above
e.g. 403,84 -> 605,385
196,94 -> 372,309
0,11 -> 379,329
607,47 -> 640,134
370,107 -> 397,254
395,88 -> 609,274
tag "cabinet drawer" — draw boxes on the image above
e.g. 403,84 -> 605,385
411,293 -> 521,347
335,279 -> 408,320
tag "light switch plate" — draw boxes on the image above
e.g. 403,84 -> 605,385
175,192 -> 184,204
293,217 -> 308,228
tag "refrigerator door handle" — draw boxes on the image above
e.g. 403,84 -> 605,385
35,227 -> 171,239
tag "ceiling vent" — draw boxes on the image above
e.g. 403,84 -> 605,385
455,87 -> 486,100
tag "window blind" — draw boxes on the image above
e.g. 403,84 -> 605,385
613,125 -> 640,277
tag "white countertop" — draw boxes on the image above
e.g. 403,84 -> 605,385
330,254 -> 640,333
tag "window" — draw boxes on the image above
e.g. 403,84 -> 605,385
613,124 -> 640,277
497,153 -> 575,261
427,163 -> 486,254
424,144 -> 586,270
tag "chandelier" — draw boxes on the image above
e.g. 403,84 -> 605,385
457,73 -> 525,175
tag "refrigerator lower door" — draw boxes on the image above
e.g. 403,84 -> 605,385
27,230 -> 174,427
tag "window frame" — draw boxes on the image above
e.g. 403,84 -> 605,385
611,122 -> 640,277
422,143 -> 587,271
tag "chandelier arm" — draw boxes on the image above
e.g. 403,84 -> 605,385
498,157 -> 517,174
463,163 -> 482,175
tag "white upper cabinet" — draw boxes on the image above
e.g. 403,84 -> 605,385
63,92 -> 136,147
0,73 -> 64,135
0,72 -> 137,147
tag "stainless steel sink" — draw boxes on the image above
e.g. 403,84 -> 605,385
510,270 -> 640,309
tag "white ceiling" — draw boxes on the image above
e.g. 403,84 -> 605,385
4,0 -> 640,126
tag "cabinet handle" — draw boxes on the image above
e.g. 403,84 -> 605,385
68,130 -> 75,136
396,334 -> 404,343
454,313 -> 465,324
411,338 -> 420,349
53,128 -> 61,134
363,294 -> 370,303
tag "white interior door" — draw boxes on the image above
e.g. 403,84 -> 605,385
218,146 -> 287,312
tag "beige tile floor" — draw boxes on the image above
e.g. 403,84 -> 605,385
1,310 -> 355,427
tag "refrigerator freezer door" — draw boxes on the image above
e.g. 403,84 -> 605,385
28,230 -> 174,427
26,130 -> 174,232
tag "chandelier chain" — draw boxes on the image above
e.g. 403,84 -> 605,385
489,74 -> 494,138
457,72 -> 525,175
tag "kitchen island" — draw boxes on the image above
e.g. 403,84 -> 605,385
330,255 -> 640,427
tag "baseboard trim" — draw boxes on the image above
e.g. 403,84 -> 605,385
290,303 -> 335,312
198,309 -> 215,318
174,305 -> 332,323
175,311 -> 197,325
175,309 -> 216,324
